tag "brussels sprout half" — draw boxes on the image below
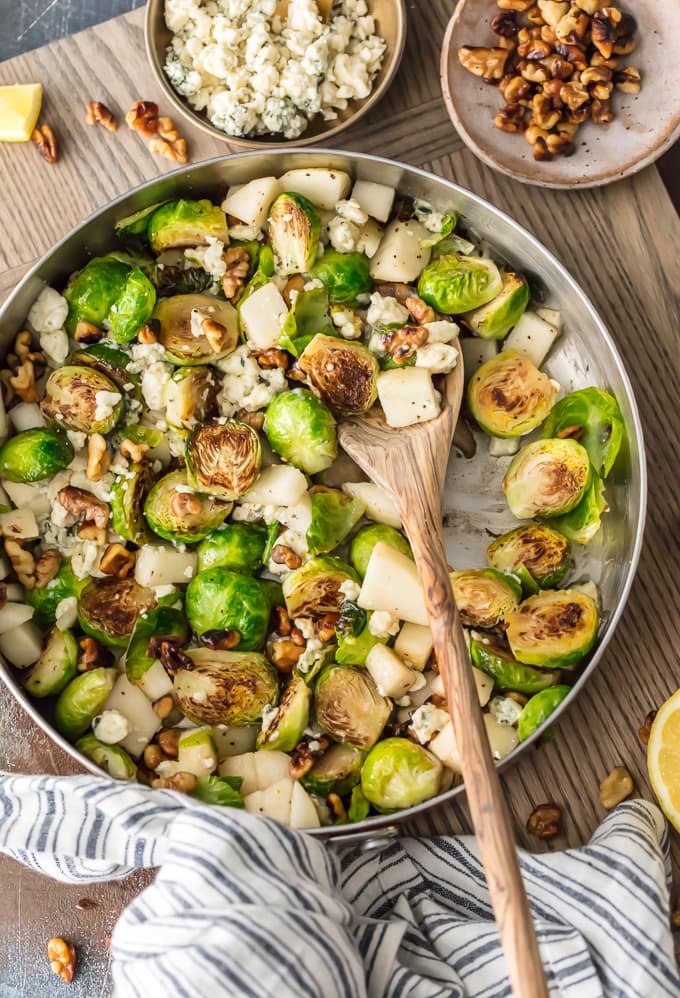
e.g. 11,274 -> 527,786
464,271 -> 529,340
298,335 -> 379,416
26,559 -> 88,629
256,674 -> 311,751
278,286 -> 335,357
265,389 -> 337,475
306,488 -> 366,556
467,350 -> 558,439
549,474 -> 607,545
76,733 -> 138,781
41,365 -> 123,435
23,628 -> 79,698
115,200 -> 168,239
418,254 -> 502,314
361,738 -> 442,811
147,199 -> 229,253
111,461 -> 156,545
108,268 -> 156,344
503,438 -> 591,520
192,775 -> 244,808
153,294 -> 239,366
197,522 -> 270,574
301,743 -> 365,797
350,524 -> 413,579
186,420 -> 262,501
315,664 -> 391,750
542,387 -> 624,479
165,366 -> 218,432
55,667 -> 118,741
487,523 -> 571,589
309,249 -> 372,304
505,589 -> 598,669
126,605 -> 189,686
450,569 -> 522,629
64,256 -> 131,335
186,567 -> 272,651
268,192 -> 321,275
517,685 -> 571,742
144,469 -> 232,544
283,556 -> 359,618
79,577 -> 157,648
0,427 -> 74,483
469,634 -> 561,695
71,342 -> 140,396
173,647 -> 279,726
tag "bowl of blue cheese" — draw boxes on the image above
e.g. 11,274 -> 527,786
145,0 -> 407,147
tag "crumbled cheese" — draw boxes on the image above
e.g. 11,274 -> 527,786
260,703 -> 279,735
55,596 -> 78,631
415,342 -> 459,374
409,704 -> 449,745
294,617 -> 316,640
233,497 -> 312,534
424,319 -> 459,344
27,286 -> 69,334
66,430 -> 87,453
339,579 -> 360,601
128,342 -> 168,373
217,344 -> 286,417
153,584 -> 177,600
335,198 -> 368,227
331,306 -> 362,339
366,292 -> 409,328
413,198 -> 447,234
368,609 -> 401,638
39,328 -> 69,367
185,237 -> 228,286
328,215 -> 359,253
296,635 -> 324,674
94,390 -> 122,423
488,696 -> 523,727
72,539 -> 105,579
229,223 -> 262,242
92,710 -> 130,745
303,278 -> 325,292
142,361 -> 173,412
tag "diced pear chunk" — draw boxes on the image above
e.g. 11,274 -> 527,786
0,601 -> 34,635
377,367 -> 440,428
488,437 -> 520,457
341,481 -> 400,528
277,168 -> 351,211
355,218 -> 383,258
290,781 -> 321,829
0,507 -> 39,540
366,644 -> 415,699
484,713 -> 519,760
135,659 -> 174,702
239,282 -> 289,351
223,176 -> 282,229
254,750 -> 291,789
393,622 -> 433,671
245,465 -> 308,506
369,219 -> 431,282
473,668 -> 494,707
244,776 -> 294,825
351,180 -> 395,223
429,722 -> 462,774
358,541 -> 428,626
212,725 -> 259,759
103,674 -> 162,758
135,545 -> 197,587
460,338 -> 497,382
219,753 -> 259,795
0,620 -> 42,668
503,310 -> 560,368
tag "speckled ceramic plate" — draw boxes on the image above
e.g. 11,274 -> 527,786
440,0 -> 680,189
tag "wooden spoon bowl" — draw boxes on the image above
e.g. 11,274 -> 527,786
440,0 -> 680,189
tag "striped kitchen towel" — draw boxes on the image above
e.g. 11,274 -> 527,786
0,775 -> 678,997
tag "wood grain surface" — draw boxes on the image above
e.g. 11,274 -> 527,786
0,3 -> 679,995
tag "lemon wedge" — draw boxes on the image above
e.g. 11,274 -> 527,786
647,688 -> 680,831
0,83 -> 43,142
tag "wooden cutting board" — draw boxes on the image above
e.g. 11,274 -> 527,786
1,5 -> 680,995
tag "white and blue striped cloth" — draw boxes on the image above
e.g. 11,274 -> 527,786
0,774 -> 678,997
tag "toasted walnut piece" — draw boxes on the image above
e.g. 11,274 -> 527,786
34,549 -> 62,588
560,80 -> 590,110
78,636 -> 111,672
497,0 -> 534,9
537,0 -> 569,26
554,42 -> 587,69
152,771 -> 197,793
222,246 -> 250,302
505,690 -> 529,707
281,274 -> 306,307
272,604 -> 292,637
458,46 -> 510,81
170,491 -> 203,519
125,100 -> 159,137
615,65 -> 641,93
526,5 -> 544,25
495,104 -> 527,132
591,7 -> 622,59
525,123 -> 551,144
138,322 -> 158,344
381,324 -> 428,364
32,124 -> 58,164
373,282 -> 414,304
542,53 -> 573,81
546,132 -> 576,156
572,0 -> 598,12
157,727 -> 180,756
156,640 -> 194,676
99,543 -> 136,579
289,735 -> 331,780
430,694 -> 448,711
554,119 -> 579,137
315,613 -> 340,643
10,359 -> 38,403
519,59 -> 550,83
271,544 -> 302,570
539,24 -> 557,45
555,7 -> 589,42
149,134 -> 189,164
590,80 -> 614,101
590,52 -> 618,69
565,103 -> 590,124
14,330 -> 40,363
599,766 -> 634,809
5,539 -> 36,588
235,409 -> 265,431
200,317 -> 229,354
491,10 -> 520,36
0,370 -> 17,406
58,486 -> 110,528
86,434 -> 110,483
542,78 -> 564,104
254,348 -> 290,370
85,101 -> 118,131
77,523 -> 107,546
201,629 -> 242,650
500,74 -> 534,103
519,35 -> 552,60
533,137 -> 553,161
0,582 -> 7,611
591,98 -> 613,124
580,65 -> 613,86
48,937 -> 76,984
328,792 -> 348,821
268,636 -> 305,673
527,803 -> 562,838
405,295 -> 436,325
612,36 -> 635,56
638,710 -> 657,746
151,696 -> 174,722
119,438 -> 150,464
74,320 -> 103,343
531,93 -> 561,129
144,743 -> 168,770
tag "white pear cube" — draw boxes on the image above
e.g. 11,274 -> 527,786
103,674 -> 162,757
135,659 -> 174,702
278,168 -> 351,210
473,668 -> 494,707
244,776 -> 294,825
484,713 -> 519,761
8,402 -> 45,432
341,481 -> 400,527
460,338 -> 497,382
290,781 -> 321,829
212,725 -> 259,760
366,644 -> 415,699
536,306 -> 562,334
239,282 -> 289,351
245,465 -> 308,506
1,479 -> 51,519
355,218 -> 384,258
219,753 -> 259,795
358,541 -> 428,626
504,310 -> 559,369
0,602 -> 34,635
393,622 -> 433,671
377,367 -> 440,428
0,620 -> 42,668
429,722 -> 462,774
254,750 -> 291,789
369,219 -> 431,282
135,545 -> 197,588
0,507 -> 40,541
223,176 -> 282,229
488,437 -> 520,457
351,180 -> 395,223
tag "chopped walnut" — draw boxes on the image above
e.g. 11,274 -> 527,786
153,696 -> 175,721
289,735 -> 331,780
87,434 -> 110,482
236,409 -> 265,431
32,124 -> 58,164
614,65 -> 641,93
138,322 -> 158,344
328,793 -> 348,822
500,74 -> 533,103
85,101 -> 118,131
0,582 -> 7,611
143,743 -> 168,770
458,46 -> 510,80
78,636 -> 111,672
48,937 -> 76,984
200,316 -> 230,354
149,133 -> 188,164
74,320 -> 103,343
531,92 -> 561,129
126,101 -> 188,163
4,539 -> 36,589
9,359 -> 38,403
495,104 -> 527,132
201,628 -> 241,650
253,348 -> 290,370
591,98 -> 614,124
272,604 -> 292,637
99,543 -> 136,579
404,295 -> 436,325
315,613 -> 340,643
221,246 -> 250,302
271,544 -> 302,570
526,802 -> 562,838
157,727 -> 180,755
157,640 -> 194,676
268,635 -> 305,673
491,10 -> 520,36
152,772 -> 197,793
119,438 -> 150,464
34,549 -> 62,588
125,100 -> 160,137
598,765 -> 633,809
57,486 -> 110,528
77,523 -> 107,546
0,370 -> 17,406
638,710 -> 657,745
381,324 -> 428,364
591,7 -> 622,59
497,0 -> 534,9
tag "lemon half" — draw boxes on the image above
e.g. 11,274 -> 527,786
647,688 -> 680,831
0,83 -> 43,142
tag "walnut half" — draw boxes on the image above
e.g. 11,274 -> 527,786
458,46 -> 510,81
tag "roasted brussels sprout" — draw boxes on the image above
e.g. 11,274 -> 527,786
173,647 -> 279,726
186,420 -> 262,501
298,335 -> 379,416
78,577 -> 157,647
283,556 -> 359,618
517,685 -> 571,742
64,256 -> 130,335
23,628 -> 79,698
464,271 -> 529,340
487,523 -> 571,590
115,200 -> 168,239
467,350 -> 558,438
301,743 -> 365,797
350,524 -> 412,579
256,675 -> 311,752
335,602 -> 386,666
542,387 -> 624,478
192,775 -> 244,808
469,634 -> 561,695
505,589 -> 598,668
360,738 -> 442,811
348,784 -> 371,822
108,268 -> 156,344
75,733 -> 138,781
111,461 -> 155,545
268,192 -> 321,275
418,254 -> 502,314
40,365 -> 123,435
265,389 -> 337,475
315,664 -> 391,750
306,488 -> 366,556
153,294 -> 239,365
26,559 -> 87,629
197,522 -> 269,574
55,667 -> 117,741
126,605 -> 189,687
503,439 -> 591,519
165,366 -> 218,432
450,569 -> 522,629
144,469 -> 232,543
0,427 -> 73,483
186,568 -> 272,651
549,474 -> 607,545
147,199 -> 229,253
309,249 -> 372,304
71,342 -> 140,396
278,286 -> 335,357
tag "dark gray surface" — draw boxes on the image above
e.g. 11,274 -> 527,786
0,0 -> 144,61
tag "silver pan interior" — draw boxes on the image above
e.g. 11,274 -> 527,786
0,150 -> 646,840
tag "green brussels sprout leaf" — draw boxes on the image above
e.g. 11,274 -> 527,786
0,427 -> 74,483
314,664 -> 390,750
350,524 -> 412,579
23,628 -> 79,698
75,733 -> 138,781
64,256 -> 130,335
186,567 -> 271,651
487,523 -> 572,590
147,199 -> 229,253
418,254 -> 502,314
41,365 -> 123,435
548,474 -> 607,545
26,559 -> 87,629
282,556 -> 358,618
70,342 -> 141,396
108,268 -> 157,344
542,387 -> 625,479
197,522 -> 269,574
360,738 -> 442,811
115,200 -> 169,239
256,674 -> 311,751
165,366 -> 218,432
464,272 -> 530,340
309,249 -> 372,304
144,469 -> 232,544
265,388 -> 337,474
111,461 -> 156,545
469,634 -> 561,695
55,667 -> 118,741
302,743 -> 364,797
192,775 -> 244,808
306,488 -> 366,556
517,685 -> 571,742
79,577 -> 157,647
278,287 -> 335,358
348,784 -> 371,823
268,192 -> 321,275
126,605 -> 189,686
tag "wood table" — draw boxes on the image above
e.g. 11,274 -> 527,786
0,3 -> 679,994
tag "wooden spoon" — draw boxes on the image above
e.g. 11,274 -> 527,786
338,354 -> 548,998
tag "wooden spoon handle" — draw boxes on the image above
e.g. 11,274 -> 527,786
404,507 -> 548,998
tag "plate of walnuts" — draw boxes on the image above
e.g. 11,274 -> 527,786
440,0 -> 680,188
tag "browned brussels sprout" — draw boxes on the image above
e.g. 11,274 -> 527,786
185,420 -> 262,501
298,334 -> 379,416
